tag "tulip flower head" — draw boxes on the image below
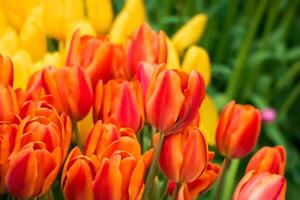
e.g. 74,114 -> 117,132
0,55 -> 14,87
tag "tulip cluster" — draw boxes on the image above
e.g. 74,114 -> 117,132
0,5 -> 288,199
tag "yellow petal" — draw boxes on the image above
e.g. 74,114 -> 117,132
0,28 -> 20,57
77,110 -> 93,144
109,0 -> 146,44
182,45 -> 211,85
172,14 -> 207,53
19,7 -> 47,62
12,50 -> 33,89
33,51 -> 63,72
65,20 -> 96,42
0,5 -> 7,36
64,0 -> 85,36
199,95 -> 218,146
86,0 -> 113,34
166,37 -> 180,70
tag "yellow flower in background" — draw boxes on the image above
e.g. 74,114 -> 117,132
109,0 -> 146,44
33,52 -> 63,72
12,50 -> 33,89
86,0 -> 113,34
172,14 -> 207,53
0,28 -> 20,57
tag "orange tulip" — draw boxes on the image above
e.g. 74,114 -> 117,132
216,101 -> 261,159
233,170 -> 286,200
146,69 -> 205,135
246,145 -> 286,175
93,79 -> 144,132
66,30 -> 125,86
0,122 -> 18,194
61,147 -> 99,200
0,85 -> 19,122
0,55 -> 13,87
126,23 -> 167,79
5,142 -> 62,199
41,66 -> 93,121
93,148 -> 153,200
159,127 -> 208,183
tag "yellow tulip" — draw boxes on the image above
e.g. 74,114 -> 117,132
110,0 -> 146,44
172,14 -> 207,53
64,0 -> 85,35
11,50 -> 33,89
0,28 -> 20,57
33,51 -> 63,72
19,7 -> 47,62
0,5 -> 7,36
199,95 -> 218,146
166,37 -> 180,69
86,0 -> 113,34
182,45 -> 211,85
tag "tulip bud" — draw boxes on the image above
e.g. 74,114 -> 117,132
159,127 -> 208,183
41,66 -> 93,121
246,146 -> 286,175
0,55 -> 13,87
216,101 -> 261,159
146,69 -> 205,135
0,85 -> 19,122
126,23 -> 168,79
61,147 -> 99,200
233,171 -> 286,200
93,80 -> 144,132
172,14 -> 207,53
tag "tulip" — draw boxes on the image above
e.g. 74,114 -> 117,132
216,101 -> 261,159
93,148 -> 153,200
159,127 -> 208,183
0,55 -> 13,87
166,37 -> 180,69
66,30 -> 125,86
41,65 -> 93,121
146,69 -> 205,135
0,122 -> 18,194
86,0 -> 113,34
126,23 -> 168,79
0,85 -> 19,122
109,0 -> 146,44
61,147 -> 99,200
93,80 -> 144,132
5,142 -> 62,199
172,14 -> 207,53
0,28 -> 20,57
246,145 -> 286,175
12,50 -> 33,89
233,171 -> 286,200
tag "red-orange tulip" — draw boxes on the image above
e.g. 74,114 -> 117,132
233,170 -> 286,200
0,85 -> 19,122
61,147 -> 99,200
0,122 -> 18,194
216,101 -> 261,159
93,80 -> 144,132
159,127 -> 208,183
246,145 -> 286,175
41,66 -> 93,121
126,23 -> 167,79
66,30 -> 125,86
93,148 -> 153,200
0,55 -> 13,87
146,69 -> 205,135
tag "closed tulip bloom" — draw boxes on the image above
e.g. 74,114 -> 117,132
0,55 -> 13,87
61,147 -> 99,200
246,146 -> 286,175
41,66 -> 93,121
126,24 -> 167,79
216,101 -> 261,159
66,30 -> 125,86
0,85 -> 19,122
93,148 -> 153,200
146,69 -> 205,135
159,127 -> 208,183
6,142 -> 62,199
94,80 -> 144,132
0,122 -> 18,194
233,171 -> 286,200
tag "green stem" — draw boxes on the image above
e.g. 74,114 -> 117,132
280,0 -> 299,42
142,134 -> 165,200
225,0 -> 268,99
171,183 -> 181,200
214,158 -> 231,200
73,122 -> 82,150
223,159 -> 240,200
